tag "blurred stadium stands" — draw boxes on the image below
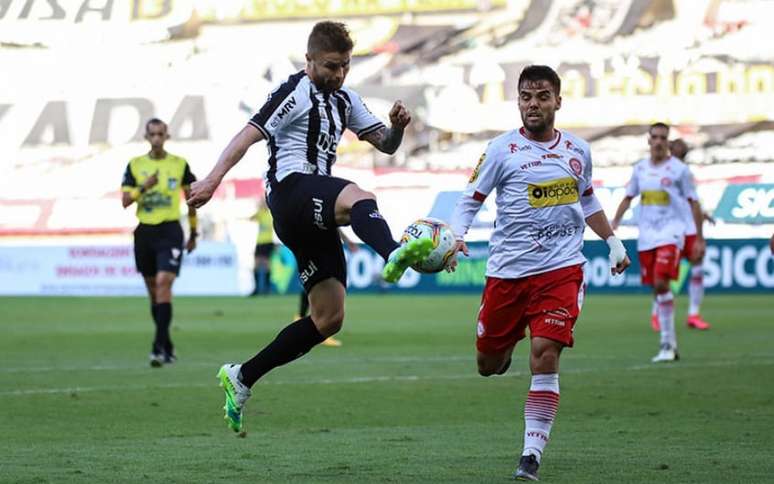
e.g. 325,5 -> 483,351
0,0 -> 771,291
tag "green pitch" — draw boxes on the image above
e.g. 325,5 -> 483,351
1,294 -> 772,483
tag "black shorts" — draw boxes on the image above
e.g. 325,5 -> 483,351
267,173 -> 352,292
254,243 -> 275,258
134,221 -> 184,277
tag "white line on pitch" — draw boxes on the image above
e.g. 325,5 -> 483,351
1,358 -> 772,397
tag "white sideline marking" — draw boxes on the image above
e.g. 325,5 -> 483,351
1,358 -> 772,397
4,352 -> 773,374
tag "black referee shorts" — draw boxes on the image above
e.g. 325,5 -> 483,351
133,221 -> 184,277
254,243 -> 275,258
267,173 -> 352,292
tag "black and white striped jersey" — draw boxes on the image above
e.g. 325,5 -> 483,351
248,71 -> 385,191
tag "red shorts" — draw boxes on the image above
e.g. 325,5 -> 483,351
681,234 -> 697,261
476,264 -> 585,354
638,244 -> 680,286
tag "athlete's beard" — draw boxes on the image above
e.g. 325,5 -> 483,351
522,111 -> 554,137
312,76 -> 342,94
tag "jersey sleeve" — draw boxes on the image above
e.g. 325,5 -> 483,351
248,75 -> 303,139
578,144 -> 603,217
463,142 -> 502,202
625,165 -> 640,198
342,89 -> 386,140
121,162 -> 136,191
182,162 -> 196,187
579,142 -> 594,196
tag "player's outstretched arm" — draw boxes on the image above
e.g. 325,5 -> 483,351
445,195 -> 482,272
360,101 -> 411,155
610,196 -> 633,230
187,126 -> 264,208
585,210 -> 630,275
184,186 -> 198,253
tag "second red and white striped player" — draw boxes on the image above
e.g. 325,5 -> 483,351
612,124 -> 706,363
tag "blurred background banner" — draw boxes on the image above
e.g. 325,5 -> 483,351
261,239 -> 774,296
1,0 -> 772,295
0,241 -> 238,295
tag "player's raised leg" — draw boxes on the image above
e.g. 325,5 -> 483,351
333,183 -> 433,283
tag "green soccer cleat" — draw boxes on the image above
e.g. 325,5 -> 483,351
382,238 -> 434,283
217,363 -> 251,433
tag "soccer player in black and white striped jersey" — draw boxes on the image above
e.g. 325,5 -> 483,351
187,21 -> 434,434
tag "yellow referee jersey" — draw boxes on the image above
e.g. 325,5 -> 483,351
251,207 -> 274,244
121,153 -> 196,225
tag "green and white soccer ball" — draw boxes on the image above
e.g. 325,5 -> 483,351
400,217 -> 457,273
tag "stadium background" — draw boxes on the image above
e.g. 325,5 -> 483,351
1,0 -> 772,295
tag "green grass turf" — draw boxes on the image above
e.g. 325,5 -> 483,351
1,294 -> 772,483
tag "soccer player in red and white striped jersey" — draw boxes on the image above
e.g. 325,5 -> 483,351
448,65 -> 630,481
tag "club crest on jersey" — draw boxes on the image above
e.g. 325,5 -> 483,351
528,177 -> 579,208
569,158 -> 583,176
661,177 -> 672,187
168,178 -> 178,190
469,153 -> 486,183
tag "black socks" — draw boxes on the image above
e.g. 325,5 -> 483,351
350,199 -> 399,260
153,302 -> 173,355
239,316 -> 325,387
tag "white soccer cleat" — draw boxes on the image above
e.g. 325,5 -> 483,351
651,344 -> 679,363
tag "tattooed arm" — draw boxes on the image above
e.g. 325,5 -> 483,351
361,101 -> 411,155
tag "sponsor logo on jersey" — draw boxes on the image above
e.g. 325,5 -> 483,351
569,158 -> 582,176
533,223 -> 581,241
270,96 -> 297,128
528,177 -> 579,208
468,153 -> 486,183
641,190 -> 670,206
520,160 -> 542,170
541,153 -> 561,159
565,139 -> 585,156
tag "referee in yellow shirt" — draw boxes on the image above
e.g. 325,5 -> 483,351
121,118 -> 198,367
250,199 -> 275,295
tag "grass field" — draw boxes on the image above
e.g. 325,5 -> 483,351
1,294 -> 773,483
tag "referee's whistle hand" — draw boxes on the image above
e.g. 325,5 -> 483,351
187,179 -> 216,208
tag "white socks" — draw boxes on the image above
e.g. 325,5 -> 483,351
522,373 -> 559,464
656,291 -> 676,348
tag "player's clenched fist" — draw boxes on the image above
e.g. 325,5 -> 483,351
187,178 -> 218,208
389,101 -> 411,129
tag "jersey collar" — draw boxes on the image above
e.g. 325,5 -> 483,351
518,127 -> 562,150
